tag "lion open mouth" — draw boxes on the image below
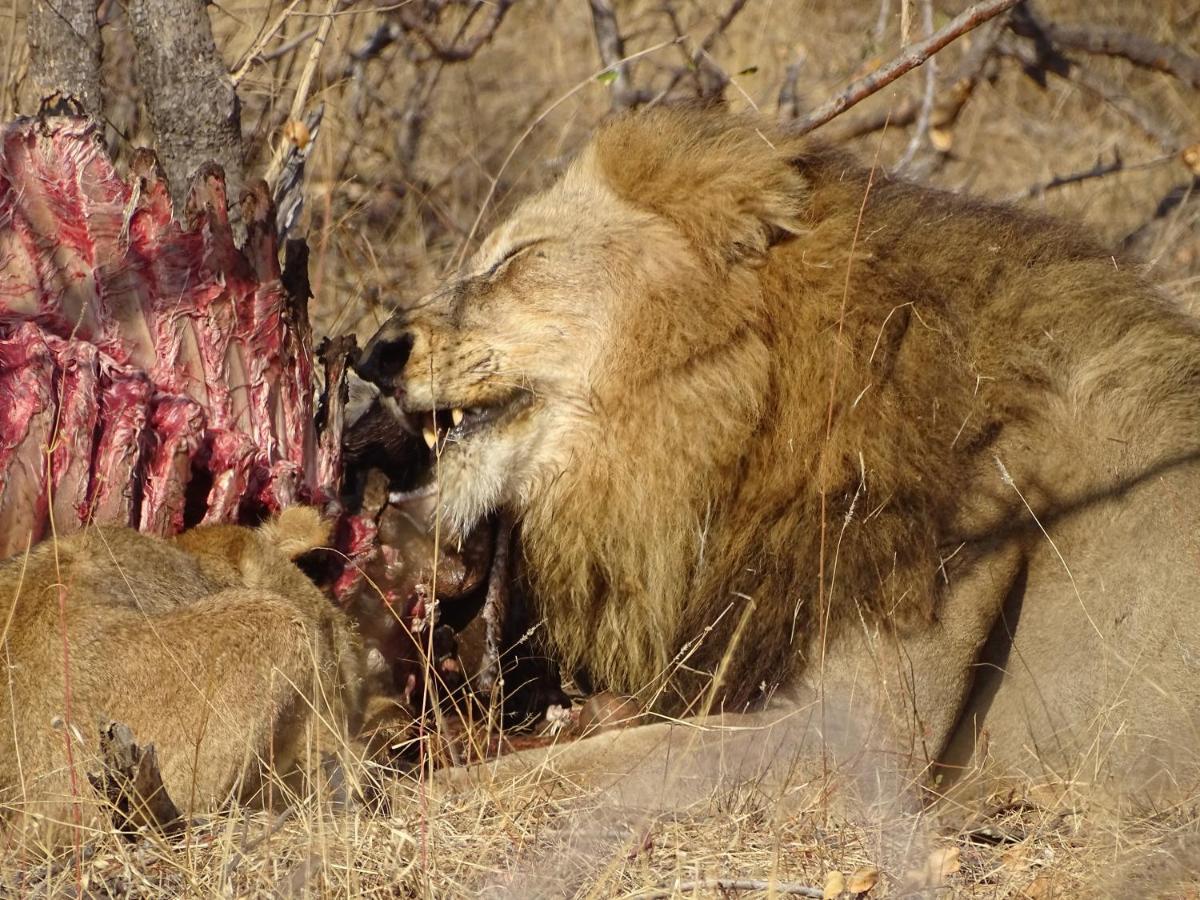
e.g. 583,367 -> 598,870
409,390 -> 535,452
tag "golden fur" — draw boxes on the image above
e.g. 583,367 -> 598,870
361,107 -> 1200,800
0,508 -> 364,832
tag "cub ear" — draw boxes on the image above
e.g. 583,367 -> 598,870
585,107 -> 809,267
258,506 -> 330,559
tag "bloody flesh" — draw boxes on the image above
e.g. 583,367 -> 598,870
0,115 -> 347,561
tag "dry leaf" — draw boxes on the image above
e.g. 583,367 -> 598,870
927,847 -> 961,886
1182,143 -> 1200,176
1020,874 -> 1056,899
1000,844 -> 1029,870
904,846 -> 961,889
848,865 -> 880,894
929,127 -> 953,152
823,870 -> 846,898
282,119 -> 311,150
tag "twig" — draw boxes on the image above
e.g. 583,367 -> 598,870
259,27 -> 319,65
777,55 -> 805,121
638,878 -> 823,899
1018,148 -> 1179,200
873,0 -> 893,46
895,0 -> 936,171
588,0 -> 637,110
1122,175 -> 1200,255
476,511 -> 513,695
230,0 -> 309,85
1015,15 -> 1200,88
264,0 -> 336,187
651,0 -> 752,102
397,0 -> 515,62
789,0 -> 1023,136
345,19 -> 402,69
835,11 -> 1007,143
693,0 -> 751,98
997,35 -> 1179,150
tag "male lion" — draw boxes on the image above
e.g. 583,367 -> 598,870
358,107 -> 1200,811
0,508 -> 364,833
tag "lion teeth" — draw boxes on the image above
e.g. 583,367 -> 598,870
422,427 -> 437,449
451,407 -> 465,427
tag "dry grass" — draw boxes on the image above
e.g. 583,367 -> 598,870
2,0 -> 1200,896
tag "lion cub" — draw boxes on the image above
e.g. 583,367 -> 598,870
0,508 -> 364,833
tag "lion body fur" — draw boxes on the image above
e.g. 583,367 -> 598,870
0,508 -> 364,830
363,107 -> 1200,799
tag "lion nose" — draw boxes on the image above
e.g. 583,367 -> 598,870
355,325 -> 414,392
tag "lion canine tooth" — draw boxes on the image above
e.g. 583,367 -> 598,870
423,427 -> 437,449
451,408 -> 465,427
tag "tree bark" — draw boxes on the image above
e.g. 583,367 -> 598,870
27,0 -> 102,116
126,0 -> 244,210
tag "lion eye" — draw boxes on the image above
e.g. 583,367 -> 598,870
484,239 -> 544,278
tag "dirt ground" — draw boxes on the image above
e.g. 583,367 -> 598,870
2,0 -> 1200,896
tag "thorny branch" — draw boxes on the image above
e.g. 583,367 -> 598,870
788,0 -> 1024,136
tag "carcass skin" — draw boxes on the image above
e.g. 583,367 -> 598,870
0,116 -> 335,556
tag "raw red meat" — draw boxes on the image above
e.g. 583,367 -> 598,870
0,113 -> 362,574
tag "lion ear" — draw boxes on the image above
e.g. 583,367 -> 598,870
586,107 -> 809,267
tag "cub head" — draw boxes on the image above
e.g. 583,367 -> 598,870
357,108 -> 810,538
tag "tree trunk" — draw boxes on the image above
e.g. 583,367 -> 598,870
27,0 -> 102,116
125,0 -> 244,209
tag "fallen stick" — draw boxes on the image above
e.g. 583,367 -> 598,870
86,721 -> 182,837
789,0 -> 1024,136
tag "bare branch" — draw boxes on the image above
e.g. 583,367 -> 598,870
694,0 -> 751,98
895,0 -> 936,171
1017,147 -> 1181,209
788,0 -> 1024,136
1017,16 -> 1200,88
1122,176 -> 1200,256
652,0 -> 752,103
589,0 -> 637,110
872,0 -> 893,46
397,0 -> 515,63
838,10 -> 1009,143
27,0 -> 102,116
777,56 -> 805,121
1021,150 -> 1126,199
997,35 -> 1179,150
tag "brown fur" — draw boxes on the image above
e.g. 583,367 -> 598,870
0,508 -> 364,832
362,107 -> 1200,802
